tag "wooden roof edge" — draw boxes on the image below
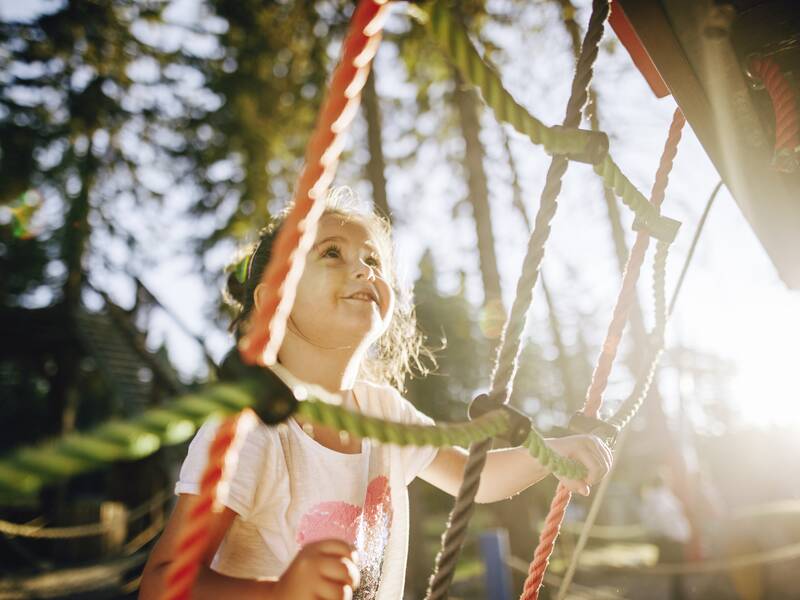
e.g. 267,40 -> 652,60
617,0 -> 800,289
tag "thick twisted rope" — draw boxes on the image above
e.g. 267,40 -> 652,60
748,56 -> 800,172
163,410 -> 256,600
160,4 -> 389,598
427,3 -> 599,160
425,3 -> 609,598
427,1 -> 678,243
522,108 -> 685,600
299,402 -> 509,447
239,0 -> 389,366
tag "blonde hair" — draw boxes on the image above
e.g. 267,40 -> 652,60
224,187 -> 434,391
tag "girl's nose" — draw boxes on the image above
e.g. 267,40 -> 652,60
353,258 -> 376,280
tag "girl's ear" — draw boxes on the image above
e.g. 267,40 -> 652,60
253,283 -> 267,312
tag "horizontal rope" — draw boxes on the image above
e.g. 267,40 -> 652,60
2,378 -> 589,495
297,399 -> 589,481
508,556 -> 628,600
297,400 -> 509,447
578,541 -> 800,575
0,489 -> 170,539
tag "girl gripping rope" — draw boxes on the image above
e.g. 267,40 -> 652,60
140,190 -> 612,600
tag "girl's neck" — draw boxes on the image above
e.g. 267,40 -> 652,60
276,332 -> 364,393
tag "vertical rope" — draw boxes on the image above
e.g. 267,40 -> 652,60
162,411 -> 256,600
239,0 -> 389,366
749,57 -> 800,172
522,108 -> 685,600
425,2 -> 610,598
161,4 -> 389,598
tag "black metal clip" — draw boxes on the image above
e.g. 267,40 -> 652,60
219,351 -> 299,425
468,393 -> 532,447
632,211 -> 681,243
568,412 -> 619,446
550,126 -> 609,165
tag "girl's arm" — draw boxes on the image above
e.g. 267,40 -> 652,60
140,495 -> 275,600
418,435 -> 612,503
140,495 -> 359,600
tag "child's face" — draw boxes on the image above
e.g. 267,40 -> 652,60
289,213 -> 394,350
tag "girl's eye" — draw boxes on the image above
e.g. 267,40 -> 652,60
321,244 -> 342,259
365,255 -> 381,269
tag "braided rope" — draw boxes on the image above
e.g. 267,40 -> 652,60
521,108 -> 684,600
427,2 -> 670,240
298,402 -> 509,447
161,5 -> 389,597
298,400 -> 586,478
427,3 -> 597,159
163,410 -> 256,600
749,56 -> 800,172
425,3 -> 609,598
239,0 -> 389,366
607,239 -> 669,430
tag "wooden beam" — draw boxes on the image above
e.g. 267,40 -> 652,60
618,0 -> 800,288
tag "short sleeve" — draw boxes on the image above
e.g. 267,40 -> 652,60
380,386 -> 440,485
174,418 -> 271,519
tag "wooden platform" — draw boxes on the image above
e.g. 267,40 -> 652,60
616,0 -> 800,288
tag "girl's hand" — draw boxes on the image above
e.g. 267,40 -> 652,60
545,435 -> 612,497
273,539 -> 360,600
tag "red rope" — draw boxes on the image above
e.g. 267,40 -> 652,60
162,410 -> 256,600
239,0 -> 389,366
160,4 -> 389,598
749,57 -> 800,172
520,108 -> 685,600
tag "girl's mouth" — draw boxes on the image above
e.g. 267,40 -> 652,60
344,291 -> 378,303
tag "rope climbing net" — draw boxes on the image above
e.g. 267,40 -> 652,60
161,2 -> 690,599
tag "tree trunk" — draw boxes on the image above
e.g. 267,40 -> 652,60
362,69 -> 392,222
61,142 -> 95,311
56,143 -> 95,434
452,69 -> 502,309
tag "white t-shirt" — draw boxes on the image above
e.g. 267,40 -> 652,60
175,379 -> 438,600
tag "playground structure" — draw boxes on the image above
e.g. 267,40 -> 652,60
1,0 -> 799,598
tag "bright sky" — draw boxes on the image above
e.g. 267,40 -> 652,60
4,0 -> 799,429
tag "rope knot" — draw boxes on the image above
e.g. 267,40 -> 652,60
468,393 -> 531,446
632,211 -> 681,243
568,412 -> 618,446
219,351 -> 299,424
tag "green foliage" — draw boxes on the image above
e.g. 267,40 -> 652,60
408,250 -> 488,420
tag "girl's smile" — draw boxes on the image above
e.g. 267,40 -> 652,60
284,214 -> 395,351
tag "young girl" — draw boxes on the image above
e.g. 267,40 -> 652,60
140,190 -> 612,600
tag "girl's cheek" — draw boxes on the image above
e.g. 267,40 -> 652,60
376,278 -> 394,322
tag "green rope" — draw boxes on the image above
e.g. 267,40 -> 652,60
1,381 -> 589,499
297,400 -> 509,447
425,2 -> 679,243
426,2 -> 596,159
523,429 -> 587,480
593,156 -> 672,240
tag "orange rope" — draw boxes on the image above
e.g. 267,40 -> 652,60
162,410 -> 256,600
160,4 -> 389,598
749,57 -> 800,172
238,0 -> 389,367
520,108 -> 685,600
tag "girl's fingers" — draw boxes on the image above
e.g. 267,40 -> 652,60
319,556 -> 360,588
577,446 -> 606,485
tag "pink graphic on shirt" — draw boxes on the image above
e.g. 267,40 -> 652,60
296,476 -> 392,599
295,501 -> 362,546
